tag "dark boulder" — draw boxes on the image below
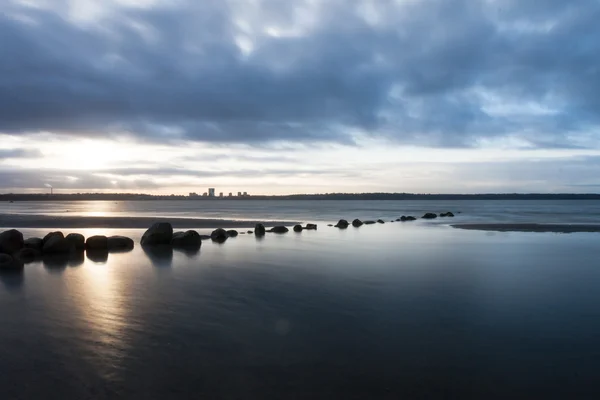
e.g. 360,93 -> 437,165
404,216 -> 417,221
293,225 -> 303,232
377,219 -> 385,224
66,233 -> 85,250
24,237 -> 43,250
440,212 -> 455,217
270,226 -> 289,234
86,235 -> 108,250
14,248 -> 40,264
107,236 -> 135,251
255,224 -> 266,236
199,235 -> 211,240
0,229 -> 24,254
364,221 -> 376,225
304,224 -> 317,230
171,231 -> 201,248
211,228 -> 228,242
43,233 -> 73,254
0,253 -> 24,270
352,219 -> 364,227
226,230 -> 239,237
422,213 -> 437,219
327,224 -> 333,227
247,230 -> 253,234
335,219 -> 349,229
141,223 -> 173,246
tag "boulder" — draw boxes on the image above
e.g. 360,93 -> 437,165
24,237 -> 43,250
199,235 -> 211,240
377,219 -> 385,224
440,212 -> 455,217
211,228 -> 228,242
86,235 -> 108,250
14,248 -> 40,264
352,219 -> 364,227
422,213 -> 437,219
247,230 -> 253,234
226,230 -> 239,237
304,224 -> 317,230
293,225 -> 303,232
0,229 -> 24,254
171,231 -> 201,247
335,219 -> 349,229
141,223 -> 173,246
270,226 -> 289,234
327,224 -> 333,227
0,253 -> 23,270
364,221 -> 376,225
401,216 -> 417,221
66,233 -> 85,250
43,233 -> 73,254
107,236 -> 135,251
254,224 -> 266,236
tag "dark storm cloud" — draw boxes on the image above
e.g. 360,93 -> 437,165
0,0 -> 599,147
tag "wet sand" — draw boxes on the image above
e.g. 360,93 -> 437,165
452,223 -> 600,233
0,214 -> 298,229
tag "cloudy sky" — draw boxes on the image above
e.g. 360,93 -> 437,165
1,0 -> 599,195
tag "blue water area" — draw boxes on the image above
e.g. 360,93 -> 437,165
1,224 -> 600,398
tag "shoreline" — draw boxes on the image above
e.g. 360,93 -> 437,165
0,214 -> 299,229
452,223 -> 600,233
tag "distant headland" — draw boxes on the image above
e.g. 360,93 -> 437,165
1,192 -> 600,201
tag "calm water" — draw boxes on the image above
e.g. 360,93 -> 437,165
2,201 -> 600,398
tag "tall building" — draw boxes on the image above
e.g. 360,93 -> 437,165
228,192 -> 233,197
237,192 -> 242,197
243,191 -> 248,196
219,192 -> 224,197
208,188 -> 215,197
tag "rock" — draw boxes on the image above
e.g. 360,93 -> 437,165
24,237 -> 43,250
107,235 -> 135,251
211,228 -> 228,242
86,235 -> 108,250
43,231 -> 63,244
0,253 -> 24,270
405,216 -> 417,221
14,248 -> 40,263
0,229 -> 24,254
171,231 -> 201,247
422,213 -> 437,219
247,230 -> 253,234
240,232 -> 246,235
377,219 -> 385,224
351,219 -> 364,227
199,235 -> 211,240
327,224 -> 333,227
304,224 -> 317,230
293,225 -> 303,232
255,224 -> 266,236
364,220 -> 376,225
141,223 -> 173,246
226,230 -> 239,237
270,226 -> 289,233
65,233 -> 85,250
43,233 -> 73,254
440,212 -> 455,217
335,219 -> 349,229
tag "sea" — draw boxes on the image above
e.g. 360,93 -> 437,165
1,199 -> 600,399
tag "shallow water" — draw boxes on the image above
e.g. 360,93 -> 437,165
2,223 -> 600,398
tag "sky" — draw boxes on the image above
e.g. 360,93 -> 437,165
1,0 -> 600,195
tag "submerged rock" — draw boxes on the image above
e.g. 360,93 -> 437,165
247,230 -> 253,234
43,233 -> 73,254
304,224 -> 317,230
171,231 -> 201,247
66,233 -> 85,250
199,235 -> 211,240
327,224 -> 333,227
422,213 -> 437,219
0,253 -> 24,270
270,226 -> 289,234
440,212 -> 455,217
335,219 -> 349,229
211,228 -> 228,242
377,219 -> 385,224
0,229 -> 24,254
24,237 -> 43,251
352,219 -> 364,227
141,223 -> 173,246
226,230 -> 239,237
107,235 -> 135,251
364,220 -> 376,225
293,224 -> 303,232
86,235 -> 108,250
254,224 -> 266,236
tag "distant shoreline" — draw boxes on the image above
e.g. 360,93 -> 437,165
0,214 -> 298,229
2,193 -> 600,201
452,223 -> 600,233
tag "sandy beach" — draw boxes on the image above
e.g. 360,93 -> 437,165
0,214 -> 298,229
452,223 -> 600,233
